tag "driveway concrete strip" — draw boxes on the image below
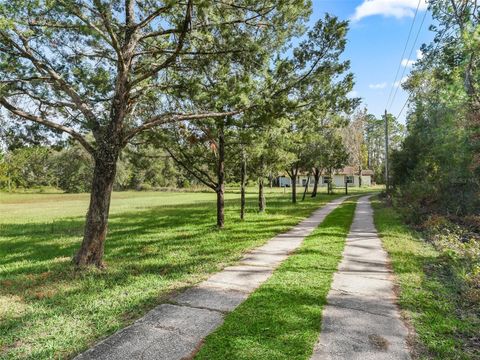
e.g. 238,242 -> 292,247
311,196 -> 410,360
75,196 -> 349,360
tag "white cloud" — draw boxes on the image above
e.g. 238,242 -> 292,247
401,58 -> 415,68
351,0 -> 427,22
400,49 -> 424,68
394,76 -> 409,88
369,82 -> 387,89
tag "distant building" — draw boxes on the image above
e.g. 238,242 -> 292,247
276,166 -> 374,188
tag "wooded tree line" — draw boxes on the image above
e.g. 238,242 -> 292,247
391,0 -> 480,221
0,141 -> 184,192
0,1 -> 404,267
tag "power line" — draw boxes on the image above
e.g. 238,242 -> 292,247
385,0 -> 422,109
388,8 -> 428,112
395,95 -> 410,120
394,29 -> 447,121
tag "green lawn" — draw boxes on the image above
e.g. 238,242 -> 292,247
195,198 -> 357,360
372,198 -> 480,360
1,188 -> 355,360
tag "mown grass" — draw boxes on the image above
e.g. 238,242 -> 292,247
195,198 -> 357,360
0,188 -> 354,360
372,198 -> 480,360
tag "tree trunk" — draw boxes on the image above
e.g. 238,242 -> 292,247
258,177 -> 266,212
217,187 -> 224,228
327,170 -> 332,195
240,150 -> 246,220
74,147 -> 119,268
358,166 -> 362,187
217,124 -> 225,228
311,169 -> 320,198
291,174 -> 297,203
302,172 -> 310,201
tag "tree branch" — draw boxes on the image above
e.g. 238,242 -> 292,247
0,30 -> 98,127
131,0 -> 192,87
0,97 -> 95,155
124,109 -> 241,143
165,147 -> 217,190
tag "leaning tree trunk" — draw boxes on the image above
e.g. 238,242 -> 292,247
291,173 -> 297,204
216,124 -> 226,228
74,146 -> 119,268
311,169 -> 320,198
302,173 -> 310,201
258,177 -> 266,212
240,150 -> 246,220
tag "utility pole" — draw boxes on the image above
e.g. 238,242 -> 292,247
384,109 -> 389,194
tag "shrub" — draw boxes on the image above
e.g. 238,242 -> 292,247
421,214 -> 480,306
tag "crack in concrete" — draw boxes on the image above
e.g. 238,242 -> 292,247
328,301 -> 395,319
171,302 -> 228,315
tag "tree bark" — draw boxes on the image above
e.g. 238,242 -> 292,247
302,172 -> 310,201
74,145 -> 119,268
311,168 -> 320,198
291,173 -> 297,203
258,177 -> 266,212
240,150 -> 246,220
327,170 -> 333,195
217,123 -> 225,228
358,166 -> 362,187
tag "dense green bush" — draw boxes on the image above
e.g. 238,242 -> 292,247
391,1 -> 480,221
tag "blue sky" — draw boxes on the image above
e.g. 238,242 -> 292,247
309,0 -> 433,122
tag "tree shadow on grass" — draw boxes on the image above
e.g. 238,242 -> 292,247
0,194 -> 334,266
0,194 -> 338,355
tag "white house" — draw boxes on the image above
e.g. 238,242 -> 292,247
277,166 -> 373,188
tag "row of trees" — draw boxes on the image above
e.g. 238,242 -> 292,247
1,107 -> 404,196
391,0 -> 480,220
0,1 -> 360,267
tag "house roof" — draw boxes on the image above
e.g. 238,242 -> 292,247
335,166 -> 374,176
279,167 -> 374,177
336,166 -> 356,175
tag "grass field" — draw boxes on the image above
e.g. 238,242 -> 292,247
372,198 -> 480,360
195,198 -> 357,360
0,187 -> 377,359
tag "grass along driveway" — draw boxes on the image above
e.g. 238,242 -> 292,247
0,189 -> 353,359
195,198 -> 357,360
372,198 -> 480,360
